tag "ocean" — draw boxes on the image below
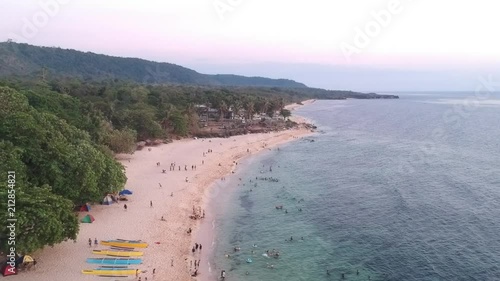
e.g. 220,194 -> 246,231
206,92 -> 500,281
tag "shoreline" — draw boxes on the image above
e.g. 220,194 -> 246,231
192,100 -> 316,281
13,100 -> 315,281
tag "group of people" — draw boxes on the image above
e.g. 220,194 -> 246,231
88,238 -> 98,247
167,162 -> 199,171
190,243 -> 202,277
136,268 -> 156,281
190,205 -> 205,220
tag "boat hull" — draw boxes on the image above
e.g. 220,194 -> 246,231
86,258 -> 142,265
101,240 -> 148,248
92,250 -> 143,257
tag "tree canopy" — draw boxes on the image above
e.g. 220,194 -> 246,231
0,86 -> 126,254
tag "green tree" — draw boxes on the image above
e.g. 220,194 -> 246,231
280,109 -> 292,119
0,87 -> 127,203
169,110 -> 188,136
0,141 -> 79,254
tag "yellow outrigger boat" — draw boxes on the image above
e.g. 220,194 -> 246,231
100,240 -> 148,248
92,249 -> 143,257
82,268 -> 137,276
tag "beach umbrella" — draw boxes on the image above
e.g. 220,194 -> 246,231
119,189 -> 133,196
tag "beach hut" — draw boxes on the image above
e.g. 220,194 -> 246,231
119,189 -> 133,196
102,195 -> 114,205
1,264 -> 16,277
81,214 -> 95,223
79,203 -> 91,212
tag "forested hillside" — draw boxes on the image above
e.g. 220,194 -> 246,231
0,42 -> 307,88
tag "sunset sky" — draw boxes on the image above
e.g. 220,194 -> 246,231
2,0 -> 499,91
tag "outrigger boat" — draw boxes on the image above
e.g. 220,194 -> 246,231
101,240 -> 148,248
82,268 -> 137,276
86,257 -> 142,265
92,249 -> 143,257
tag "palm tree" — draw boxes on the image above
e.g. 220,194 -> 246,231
243,98 -> 255,120
218,100 -> 228,121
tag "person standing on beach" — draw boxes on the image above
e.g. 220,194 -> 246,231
199,244 -> 202,251
150,201 -> 153,208
88,238 -> 92,247
94,238 -> 98,247
124,204 -> 127,211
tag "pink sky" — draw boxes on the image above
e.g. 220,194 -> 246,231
1,0 -> 499,90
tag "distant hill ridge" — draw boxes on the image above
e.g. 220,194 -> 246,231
0,42 -> 307,88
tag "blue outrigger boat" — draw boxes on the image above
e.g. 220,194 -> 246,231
86,258 -> 142,265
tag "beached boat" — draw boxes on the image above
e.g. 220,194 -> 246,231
92,250 -> 143,257
101,240 -> 148,248
86,258 -> 142,265
82,269 -> 137,276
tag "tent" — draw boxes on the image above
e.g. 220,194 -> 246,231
79,203 -> 91,212
81,214 -> 95,223
1,264 -> 16,277
102,195 -> 114,205
119,189 -> 133,196
16,255 -> 34,264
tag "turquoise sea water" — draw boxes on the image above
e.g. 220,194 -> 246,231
207,92 -> 500,281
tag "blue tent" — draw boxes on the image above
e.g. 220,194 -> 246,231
119,189 -> 133,196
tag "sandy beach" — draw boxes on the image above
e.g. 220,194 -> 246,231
13,100 -> 315,281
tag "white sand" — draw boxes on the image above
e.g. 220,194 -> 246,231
14,102 -> 315,281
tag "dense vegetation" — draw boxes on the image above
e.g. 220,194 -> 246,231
0,42 -> 307,88
0,86 -> 127,254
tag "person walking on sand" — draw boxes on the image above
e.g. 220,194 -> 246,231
124,204 -> 127,211
150,201 -> 153,208
88,238 -> 92,247
94,238 -> 98,247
